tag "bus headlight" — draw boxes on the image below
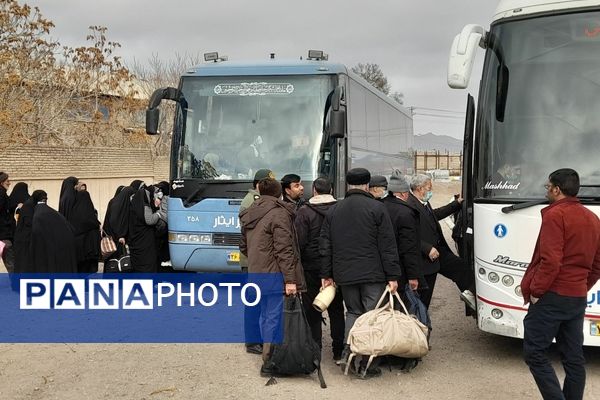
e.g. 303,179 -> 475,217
491,308 -> 504,319
198,234 -> 212,244
478,268 -> 486,275
488,272 -> 500,283
170,233 -> 212,244
502,275 -> 514,287
515,285 -> 522,297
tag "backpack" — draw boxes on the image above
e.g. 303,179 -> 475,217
264,295 -> 326,388
346,288 -> 429,377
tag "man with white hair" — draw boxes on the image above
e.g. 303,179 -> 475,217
407,174 -> 474,310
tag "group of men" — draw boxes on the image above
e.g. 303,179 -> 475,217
238,166 -> 475,378
238,165 -> 600,398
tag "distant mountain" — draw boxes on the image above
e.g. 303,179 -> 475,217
413,132 -> 463,153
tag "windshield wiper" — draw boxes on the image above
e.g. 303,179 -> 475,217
501,185 -> 600,213
501,199 -> 547,214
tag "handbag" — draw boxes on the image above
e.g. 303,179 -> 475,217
345,287 -> 429,377
104,245 -> 133,273
100,230 -> 117,258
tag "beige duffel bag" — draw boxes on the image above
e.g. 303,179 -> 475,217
345,287 -> 429,376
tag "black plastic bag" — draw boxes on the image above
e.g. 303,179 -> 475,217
265,295 -> 326,388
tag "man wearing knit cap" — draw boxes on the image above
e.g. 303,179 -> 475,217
320,167 -> 401,378
369,175 -> 388,200
383,170 -> 425,292
239,168 -> 274,355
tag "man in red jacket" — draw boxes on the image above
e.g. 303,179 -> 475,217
522,168 -> 600,400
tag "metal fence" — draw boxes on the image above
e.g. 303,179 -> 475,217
414,151 -> 462,176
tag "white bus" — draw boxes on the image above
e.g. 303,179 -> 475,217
448,0 -> 600,345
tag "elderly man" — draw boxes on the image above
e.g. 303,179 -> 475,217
320,167 -> 401,378
382,170 -> 424,292
369,175 -> 388,200
407,174 -> 474,310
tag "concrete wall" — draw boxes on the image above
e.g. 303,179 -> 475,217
2,146 -> 169,223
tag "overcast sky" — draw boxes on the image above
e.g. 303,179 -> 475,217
25,0 -> 498,140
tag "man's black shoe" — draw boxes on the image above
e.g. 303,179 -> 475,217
260,364 -> 274,377
246,344 -> 263,355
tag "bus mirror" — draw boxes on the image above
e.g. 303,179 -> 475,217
146,108 -> 160,135
448,24 -> 486,89
332,86 -> 344,111
330,109 -> 346,139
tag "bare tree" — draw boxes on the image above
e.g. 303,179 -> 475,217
391,91 -> 404,105
130,52 -> 204,155
0,0 -> 143,148
351,62 -> 406,106
352,63 -> 391,95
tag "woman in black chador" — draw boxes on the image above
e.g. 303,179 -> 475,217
8,182 -> 30,215
13,190 -> 46,273
102,185 -> 133,263
70,189 -> 101,273
58,176 -> 79,220
128,187 -> 162,273
30,191 -> 77,273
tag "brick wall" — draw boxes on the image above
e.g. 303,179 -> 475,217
1,146 -> 169,221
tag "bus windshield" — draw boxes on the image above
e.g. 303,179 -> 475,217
175,75 -> 335,181
476,10 -> 600,200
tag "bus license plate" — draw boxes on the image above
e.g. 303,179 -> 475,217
591,321 -> 600,336
227,252 -> 240,263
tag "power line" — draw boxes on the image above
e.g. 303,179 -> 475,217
410,106 -> 465,115
412,112 -> 465,120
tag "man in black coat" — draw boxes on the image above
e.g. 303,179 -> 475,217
295,177 -> 345,364
320,168 -> 401,377
407,174 -> 474,309
382,170 -> 425,292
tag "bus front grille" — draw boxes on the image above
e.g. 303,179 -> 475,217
213,233 -> 242,247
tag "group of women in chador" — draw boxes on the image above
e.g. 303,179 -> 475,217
102,179 -> 169,272
1,173 -> 170,275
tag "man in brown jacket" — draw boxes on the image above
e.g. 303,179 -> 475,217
239,178 -> 306,375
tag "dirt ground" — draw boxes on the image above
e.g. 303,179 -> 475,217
1,181 -> 599,399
